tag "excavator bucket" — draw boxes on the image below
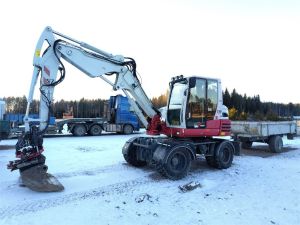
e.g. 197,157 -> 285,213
8,128 -> 64,192
20,164 -> 64,192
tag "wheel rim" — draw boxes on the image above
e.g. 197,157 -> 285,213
92,126 -> 101,134
277,139 -> 283,150
124,125 -> 133,134
220,147 -> 231,164
169,152 -> 187,172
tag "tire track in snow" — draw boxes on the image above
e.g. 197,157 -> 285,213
2,163 -> 141,189
0,176 -> 151,219
54,163 -> 131,179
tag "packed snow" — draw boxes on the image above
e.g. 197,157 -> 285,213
0,131 -> 300,225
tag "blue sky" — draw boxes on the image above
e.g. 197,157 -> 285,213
0,0 -> 299,103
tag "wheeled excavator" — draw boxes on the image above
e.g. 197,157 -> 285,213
7,26 -> 237,192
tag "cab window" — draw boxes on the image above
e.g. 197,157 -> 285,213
167,81 -> 187,126
207,80 -> 218,120
186,78 -> 218,128
186,79 -> 206,128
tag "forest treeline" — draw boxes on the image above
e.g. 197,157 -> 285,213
3,96 -> 105,119
223,88 -> 300,120
3,88 -> 300,120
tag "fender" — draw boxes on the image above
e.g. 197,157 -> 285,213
122,136 -> 140,156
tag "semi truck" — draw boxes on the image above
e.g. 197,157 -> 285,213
51,95 -> 140,136
1,95 -> 139,139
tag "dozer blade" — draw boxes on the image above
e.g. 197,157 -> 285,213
20,164 -> 64,192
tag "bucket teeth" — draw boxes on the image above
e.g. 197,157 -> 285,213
20,164 -> 64,192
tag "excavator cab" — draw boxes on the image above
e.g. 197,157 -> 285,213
166,76 -> 227,130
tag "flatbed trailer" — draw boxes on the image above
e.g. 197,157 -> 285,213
231,121 -> 297,153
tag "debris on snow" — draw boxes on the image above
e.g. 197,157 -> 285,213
204,193 -> 210,198
179,181 -> 202,193
135,193 -> 153,203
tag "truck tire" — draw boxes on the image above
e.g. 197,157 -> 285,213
123,124 -> 133,135
241,141 -> 252,149
156,146 -> 191,180
214,141 -> 234,169
123,143 -> 147,167
88,124 -> 102,136
73,124 -> 86,136
269,135 -> 283,153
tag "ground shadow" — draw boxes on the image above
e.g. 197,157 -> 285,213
241,146 -> 298,158
0,145 -> 15,150
122,157 -> 216,181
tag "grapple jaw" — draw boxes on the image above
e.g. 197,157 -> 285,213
7,127 -> 64,192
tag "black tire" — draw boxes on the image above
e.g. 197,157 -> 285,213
214,141 -> 234,169
241,141 -> 252,149
123,124 -> 134,135
269,135 -> 283,153
123,143 -> 147,167
73,124 -> 86,136
88,124 -> 102,136
157,146 -> 191,180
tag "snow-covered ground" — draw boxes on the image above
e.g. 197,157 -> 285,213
0,132 -> 300,225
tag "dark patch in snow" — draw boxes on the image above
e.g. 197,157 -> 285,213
76,146 -> 104,152
152,213 -> 158,217
241,146 -> 298,158
54,164 -> 130,179
0,145 -> 15,150
204,193 -> 210,198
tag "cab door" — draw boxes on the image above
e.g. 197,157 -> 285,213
185,78 -> 218,128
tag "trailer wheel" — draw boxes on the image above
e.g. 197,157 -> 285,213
123,124 -> 133,135
157,146 -> 191,180
88,124 -> 102,136
73,124 -> 86,136
241,141 -> 252,149
123,141 -> 147,167
269,135 -> 283,153
214,141 -> 234,169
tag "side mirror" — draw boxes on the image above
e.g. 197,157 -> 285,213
189,77 -> 196,88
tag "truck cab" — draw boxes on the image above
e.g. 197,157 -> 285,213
104,95 -> 140,134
